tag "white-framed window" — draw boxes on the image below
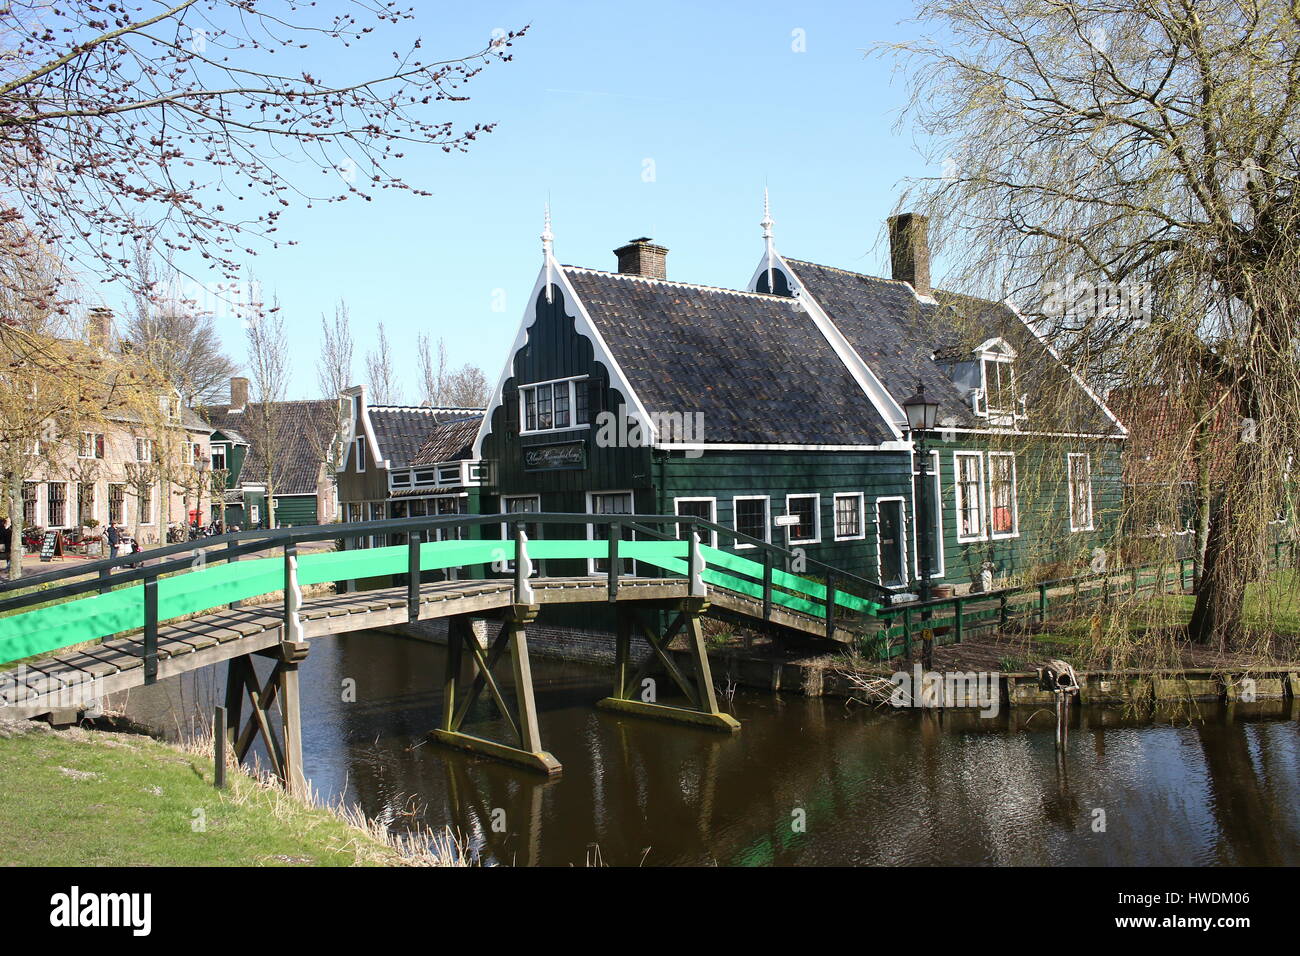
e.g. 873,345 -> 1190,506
982,356 -> 1016,415
732,495 -> 770,548
210,444 -> 227,472
22,481 -> 39,526
911,450 -> 944,580
75,482 -> 95,526
954,451 -> 986,542
520,375 -> 591,434
833,492 -> 866,541
674,497 -> 717,548
108,483 -> 125,525
135,437 -> 152,463
586,490 -> 635,575
988,452 -> 1019,538
138,484 -> 153,525
784,493 -> 821,544
1068,453 -> 1094,531
181,441 -> 197,465
78,432 -> 105,459
355,436 -> 366,474
46,481 -> 67,528
391,470 -> 412,488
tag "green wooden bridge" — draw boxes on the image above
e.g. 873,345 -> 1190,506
0,514 -> 892,783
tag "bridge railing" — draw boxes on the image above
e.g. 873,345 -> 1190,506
0,513 -> 889,676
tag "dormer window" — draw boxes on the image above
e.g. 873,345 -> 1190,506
974,339 -> 1019,421
983,356 -> 1015,414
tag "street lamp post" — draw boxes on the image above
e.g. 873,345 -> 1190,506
902,384 -> 939,668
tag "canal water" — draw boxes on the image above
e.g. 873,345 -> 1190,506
116,629 -> 1300,866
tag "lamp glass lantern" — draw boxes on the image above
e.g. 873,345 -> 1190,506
902,384 -> 939,433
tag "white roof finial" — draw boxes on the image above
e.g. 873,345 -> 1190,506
542,202 -> 555,303
761,188 -> 777,293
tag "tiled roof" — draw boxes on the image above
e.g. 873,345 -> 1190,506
199,400 -> 336,496
412,415 -> 481,466
561,267 -> 895,445
1107,386 -> 1234,484
783,259 -> 1123,437
368,405 -> 483,468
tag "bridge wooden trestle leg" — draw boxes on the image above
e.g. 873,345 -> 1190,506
597,599 -> 741,733
428,608 -> 562,776
223,639 -> 311,795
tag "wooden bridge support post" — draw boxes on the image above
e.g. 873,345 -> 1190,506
596,599 -> 740,734
429,609 -> 561,776
224,638 -> 311,795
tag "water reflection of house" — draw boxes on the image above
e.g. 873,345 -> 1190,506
333,386 -> 485,547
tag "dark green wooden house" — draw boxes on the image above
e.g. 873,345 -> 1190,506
202,376 -> 338,529
334,388 -> 486,548
471,209 -> 1127,595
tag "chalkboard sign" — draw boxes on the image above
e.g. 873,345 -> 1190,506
39,530 -> 63,562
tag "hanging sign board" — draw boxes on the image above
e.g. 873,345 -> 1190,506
523,441 -> 586,472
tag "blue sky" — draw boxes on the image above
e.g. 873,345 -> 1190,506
174,0 -> 941,400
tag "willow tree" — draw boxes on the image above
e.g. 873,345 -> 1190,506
890,0 -> 1300,650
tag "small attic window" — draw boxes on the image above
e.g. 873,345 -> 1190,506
975,339 -> 1018,418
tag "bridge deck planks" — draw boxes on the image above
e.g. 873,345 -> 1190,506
1,575 -> 842,716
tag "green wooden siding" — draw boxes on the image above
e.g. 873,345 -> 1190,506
272,494 -> 317,528
662,450 -> 912,584
929,436 -> 1123,586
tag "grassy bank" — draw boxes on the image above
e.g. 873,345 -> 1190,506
0,719 -> 460,866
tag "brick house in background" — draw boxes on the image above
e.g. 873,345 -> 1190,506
1107,384 -> 1286,553
13,308 -> 212,549
201,376 -> 338,529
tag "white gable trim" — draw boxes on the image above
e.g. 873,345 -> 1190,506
473,254 -> 657,457
1001,298 -> 1129,437
337,385 -> 386,472
747,253 -> 907,441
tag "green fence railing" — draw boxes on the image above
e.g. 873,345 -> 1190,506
0,513 -> 891,673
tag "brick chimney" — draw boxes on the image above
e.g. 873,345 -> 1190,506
887,213 -> 931,296
230,376 -> 249,412
614,238 -> 668,279
87,307 -> 113,350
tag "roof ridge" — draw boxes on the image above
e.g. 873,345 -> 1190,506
562,265 -> 796,302
370,404 -> 484,413
784,257 -> 909,287
786,257 -> 1006,307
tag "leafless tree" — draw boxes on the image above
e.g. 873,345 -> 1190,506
417,333 -> 449,406
315,300 -> 354,493
0,2 -> 525,298
443,364 -> 489,409
365,321 -> 402,405
889,0 -> 1300,651
244,294 -> 290,528
122,240 -> 238,405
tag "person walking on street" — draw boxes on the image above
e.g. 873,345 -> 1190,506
105,522 -> 122,560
